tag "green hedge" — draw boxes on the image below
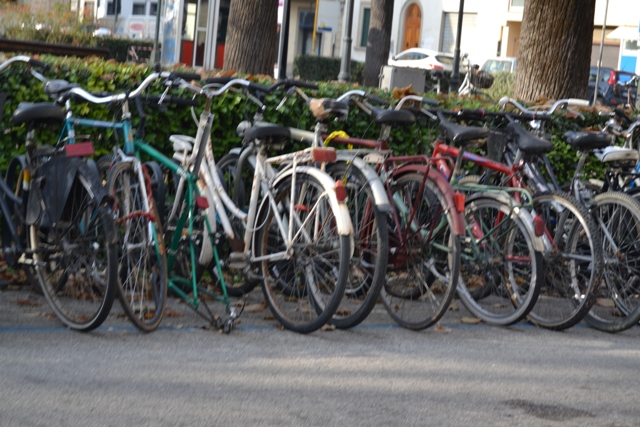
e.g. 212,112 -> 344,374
95,37 -> 156,63
0,55 -> 613,185
294,56 -> 364,84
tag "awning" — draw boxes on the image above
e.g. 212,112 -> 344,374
606,26 -> 639,40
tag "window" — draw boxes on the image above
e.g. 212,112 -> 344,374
106,1 -> 121,15
132,3 -> 146,15
360,7 -> 371,48
150,2 -> 158,15
510,0 -> 525,6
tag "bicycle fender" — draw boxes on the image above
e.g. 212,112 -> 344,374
465,192 -> 546,253
334,153 -> 392,213
390,165 -> 465,236
271,166 -> 353,236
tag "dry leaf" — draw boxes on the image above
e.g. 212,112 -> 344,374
245,303 -> 267,313
321,324 -> 336,331
460,317 -> 482,325
264,314 -> 275,320
434,322 -> 452,333
165,310 -> 183,318
334,308 -> 352,316
596,298 -> 614,308
448,302 -> 459,311
16,297 -> 42,307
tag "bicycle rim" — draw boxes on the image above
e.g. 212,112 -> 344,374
585,192 -> 640,332
457,196 -> 542,325
381,172 -> 460,330
259,172 -> 349,333
108,160 -> 167,332
30,173 -> 117,331
527,192 -> 603,330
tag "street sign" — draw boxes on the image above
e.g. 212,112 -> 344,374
317,0 -> 340,33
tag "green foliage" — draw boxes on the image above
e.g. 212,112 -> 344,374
0,55 -> 617,187
95,38 -> 155,63
294,56 -> 364,84
485,71 -> 515,100
0,2 -> 93,46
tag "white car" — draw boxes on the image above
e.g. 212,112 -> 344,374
93,27 -> 112,37
388,48 -> 455,71
480,57 -> 517,73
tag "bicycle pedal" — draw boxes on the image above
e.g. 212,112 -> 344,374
228,251 -> 249,269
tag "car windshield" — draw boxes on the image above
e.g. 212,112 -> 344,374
483,60 -> 513,72
435,55 -> 453,65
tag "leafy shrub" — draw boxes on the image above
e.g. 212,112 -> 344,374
294,55 -> 364,84
0,54 -> 615,186
95,37 -> 156,63
485,71 -> 515,100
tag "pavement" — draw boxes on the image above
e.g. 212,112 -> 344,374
2,282 -> 640,427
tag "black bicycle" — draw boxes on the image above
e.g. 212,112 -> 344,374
0,56 -> 118,331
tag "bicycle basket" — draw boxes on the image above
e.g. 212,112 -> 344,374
487,130 -> 508,162
471,71 -> 494,90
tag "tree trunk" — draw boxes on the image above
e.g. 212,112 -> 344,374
363,0 -> 394,87
223,0 -> 278,75
514,0 -> 596,101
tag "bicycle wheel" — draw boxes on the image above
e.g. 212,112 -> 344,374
527,191 -> 603,330
29,168 -> 118,331
381,172 -> 460,330
107,160 -> 168,332
457,196 -> 543,325
195,151 -> 260,297
585,191 -> 640,333
326,162 -> 389,329
256,171 -> 350,333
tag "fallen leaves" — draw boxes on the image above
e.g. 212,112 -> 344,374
434,322 -> 452,333
460,317 -> 482,325
16,297 -> 42,307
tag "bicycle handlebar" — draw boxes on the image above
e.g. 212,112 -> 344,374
499,97 -> 589,116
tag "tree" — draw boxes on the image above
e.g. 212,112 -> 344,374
223,0 -> 278,75
363,0 -> 394,87
514,0 -> 596,101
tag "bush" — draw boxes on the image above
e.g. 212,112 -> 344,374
485,71 -> 515,100
95,37 -> 156,63
294,55 -> 364,84
0,54 -> 613,185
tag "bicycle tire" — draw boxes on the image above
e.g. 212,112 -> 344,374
256,171 -> 350,333
457,195 -> 543,325
29,168 -> 118,331
195,151 -> 260,297
107,160 -> 168,332
325,162 -> 389,329
527,191 -> 603,330
381,172 -> 460,329
585,191 -> 640,333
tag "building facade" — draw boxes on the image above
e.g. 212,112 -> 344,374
350,0 -> 640,73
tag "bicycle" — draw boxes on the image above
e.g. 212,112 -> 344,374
251,85 -> 468,330
416,101 -> 603,330
0,55 -> 118,331
90,74 -> 354,334
499,97 -> 640,332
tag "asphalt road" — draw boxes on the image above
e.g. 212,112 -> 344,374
2,285 -> 640,427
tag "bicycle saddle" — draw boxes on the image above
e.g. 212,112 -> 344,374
370,107 -> 416,126
437,112 -> 489,145
309,98 -> 349,121
244,125 -> 291,144
563,131 -> 611,150
507,123 -> 553,154
11,102 -> 65,127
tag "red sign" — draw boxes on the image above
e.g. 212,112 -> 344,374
130,23 -> 144,31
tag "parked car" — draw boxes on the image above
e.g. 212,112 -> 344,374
480,57 -> 517,73
587,66 -> 614,102
588,67 -> 638,107
93,27 -> 112,37
388,48 -> 455,71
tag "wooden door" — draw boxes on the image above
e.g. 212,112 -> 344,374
402,4 -> 421,50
